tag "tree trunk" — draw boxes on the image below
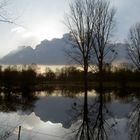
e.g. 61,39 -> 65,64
83,61 -> 90,140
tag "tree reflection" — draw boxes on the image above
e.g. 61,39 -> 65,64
67,80 -> 117,140
0,91 -> 38,113
0,82 -> 140,140
129,101 -> 140,140
129,91 -> 140,140
91,82 -> 117,140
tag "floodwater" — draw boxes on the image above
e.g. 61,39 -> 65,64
0,87 -> 139,140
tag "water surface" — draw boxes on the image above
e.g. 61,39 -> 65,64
0,88 -> 139,140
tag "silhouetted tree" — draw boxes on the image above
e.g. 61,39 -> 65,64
64,0 -> 116,139
129,102 -> 140,140
2,67 -> 19,98
64,0 -> 97,139
57,66 -> 82,81
91,2 -> 116,138
91,0 -> 116,74
127,23 -> 140,71
20,67 -> 37,97
127,23 -> 140,140
45,67 -> 56,81
0,1 -> 28,139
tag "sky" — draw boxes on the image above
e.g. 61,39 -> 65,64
0,0 -> 140,57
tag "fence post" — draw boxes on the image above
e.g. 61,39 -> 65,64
18,126 -> 21,140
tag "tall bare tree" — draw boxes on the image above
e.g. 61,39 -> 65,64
64,0 -> 97,139
64,0 -> 116,139
91,1 -> 116,139
92,0 -> 116,74
127,23 -> 140,71
127,23 -> 140,140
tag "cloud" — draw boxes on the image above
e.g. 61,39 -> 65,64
110,0 -> 140,42
11,27 -> 35,38
11,26 -> 40,48
11,27 -> 26,33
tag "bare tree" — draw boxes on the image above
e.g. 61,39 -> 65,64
64,0 -> 97,70
64,0 -> 97,139
64,0 -> 116,80
127,23 -> 140,138
64,0 -> 116,139
90,1 -> 116,139
127,23 -> 140,71
91,0 -> 116,74
0,0 -> 19,139
0,0 -> 14,23
129,102 -> 140,140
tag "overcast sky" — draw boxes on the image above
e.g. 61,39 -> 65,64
0,0 -> 140,57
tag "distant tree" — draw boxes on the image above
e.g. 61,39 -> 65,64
0,65 -> 2,85
127,23 -> 140,71
57,66 -> 82,81
2,67 -> 19,97
45,67 -> 56,81
20,67 -> 37,96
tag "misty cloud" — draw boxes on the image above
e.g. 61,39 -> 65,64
111,0 -> 140,42
0,0 -> 140,56
11,26 -> 40,48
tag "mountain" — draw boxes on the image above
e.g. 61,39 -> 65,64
0,34 -> 129,65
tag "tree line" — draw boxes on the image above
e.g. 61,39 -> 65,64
0,64 -> 139,92
0,0 -> 140,139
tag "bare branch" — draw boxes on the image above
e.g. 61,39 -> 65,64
127,23 -> 140,71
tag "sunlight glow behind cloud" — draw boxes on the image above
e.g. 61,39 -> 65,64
11,27 -> 35,38
0,0 -> 140,57
11,27 -> 26,33
11,24 -> 64,40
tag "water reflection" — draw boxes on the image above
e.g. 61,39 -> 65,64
0,91 -> 38,112
68,83 -> 117,140
0,86 -> 140,140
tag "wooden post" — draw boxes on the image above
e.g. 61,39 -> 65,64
18,126 -> 21,140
